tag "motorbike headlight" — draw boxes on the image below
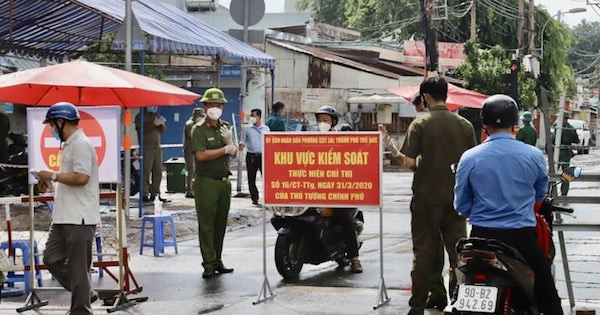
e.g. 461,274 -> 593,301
271,206 -> 308,217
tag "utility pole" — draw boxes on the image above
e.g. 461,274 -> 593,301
528,0 -> 535,54
470,0 -> 477,41
517,0 -> 525,56
421,0 -> 439,76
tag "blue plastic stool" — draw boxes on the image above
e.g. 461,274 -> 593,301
0,240 -> 43,293
140,214 -> 178,256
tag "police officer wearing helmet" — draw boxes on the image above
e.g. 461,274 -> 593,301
37,102 -> 100,314
314,105 -> 363,273
454,94 -> 562,315
516,111 -> 537,146
551,112 -> 579,196
191,87 -> 237,279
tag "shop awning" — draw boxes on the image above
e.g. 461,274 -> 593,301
0,0 -> 275,69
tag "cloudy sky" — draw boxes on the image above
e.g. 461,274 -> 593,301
218,0 -> 600,27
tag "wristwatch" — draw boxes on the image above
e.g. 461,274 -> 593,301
51,172 -> 58,182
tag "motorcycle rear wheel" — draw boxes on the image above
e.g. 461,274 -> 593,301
274,234 -> 303,279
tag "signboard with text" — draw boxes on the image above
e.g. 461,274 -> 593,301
263,132 -> 381,207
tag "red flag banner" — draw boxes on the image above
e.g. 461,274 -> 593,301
263,132 -> 382,207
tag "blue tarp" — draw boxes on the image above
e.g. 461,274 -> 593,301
0,0 -> 275,69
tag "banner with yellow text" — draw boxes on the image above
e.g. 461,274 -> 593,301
263,132 -> 381,207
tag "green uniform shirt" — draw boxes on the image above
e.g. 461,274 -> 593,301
135,111 -> 163,149
400,106 -> 477,205
552,122 -> 580,162
191,119 -> 232,178
516,123 -> 537,146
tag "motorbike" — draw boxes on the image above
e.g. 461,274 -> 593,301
0,133 -> 30,196
449,166 -> 581,314
270,206 -> 364,279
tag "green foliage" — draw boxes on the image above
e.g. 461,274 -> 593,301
457,40 -> 537,110
80,34 -> 163,80
297,0 -> 348,27
569,20 -> 600,78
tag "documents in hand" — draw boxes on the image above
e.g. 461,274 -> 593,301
30,170 -> 55,192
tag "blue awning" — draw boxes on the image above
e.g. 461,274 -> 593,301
0,0 -> 275,69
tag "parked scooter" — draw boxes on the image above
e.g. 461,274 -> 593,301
449,167 -> 581,314
0,133 -> 30,196
271,206 -> 364,279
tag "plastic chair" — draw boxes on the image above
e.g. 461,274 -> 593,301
0,240 -> 43,293
140,214 -> 178,256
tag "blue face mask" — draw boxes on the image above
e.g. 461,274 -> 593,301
51,128 -> 61,141
147,106 -> 158,113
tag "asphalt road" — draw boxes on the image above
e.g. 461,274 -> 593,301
1,150 -> 599,314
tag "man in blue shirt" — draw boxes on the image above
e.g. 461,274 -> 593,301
454,94 -> 562,315
240,108 -> 270,205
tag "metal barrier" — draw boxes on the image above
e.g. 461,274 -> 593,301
551,174 -> 600,309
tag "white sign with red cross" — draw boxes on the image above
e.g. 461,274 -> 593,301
27,106 -> 121,184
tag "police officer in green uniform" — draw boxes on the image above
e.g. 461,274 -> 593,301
516,111 -> 537,146
397,77 -> 477,315
191,87 -> 238,279
552,112 -> 580,196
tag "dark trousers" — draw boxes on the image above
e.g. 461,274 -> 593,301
332,208 -> 359,258
43,224 -> 95,315
408,198 -> 467,314
245,153 -> 262,203
471,226 -> 563,315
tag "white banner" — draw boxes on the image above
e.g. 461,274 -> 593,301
27,106 -> 121,184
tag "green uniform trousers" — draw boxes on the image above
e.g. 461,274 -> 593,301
558,150 -> 572,196
428,239 -> 446,301
194,176 -> 231,269
409,198 -> 467,314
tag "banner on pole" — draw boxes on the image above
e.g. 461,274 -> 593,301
263,132 -> 382,207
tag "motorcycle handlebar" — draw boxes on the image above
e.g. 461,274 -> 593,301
552,205 -> 574,214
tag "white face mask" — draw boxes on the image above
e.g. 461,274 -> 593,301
248,116 -> 257,125
195,117 -> 203,124
317,122 -> 331,132
206,107 -> 222,120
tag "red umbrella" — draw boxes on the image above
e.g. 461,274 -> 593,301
0,59 -> 199,107
387,83 -> 488,111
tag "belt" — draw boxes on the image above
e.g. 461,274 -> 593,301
201,175 -> 229,181
247,152 -> 262,156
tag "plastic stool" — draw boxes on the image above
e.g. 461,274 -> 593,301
94,232 -> 103,278
140,214 -> 178,256
0,240 -> 43,293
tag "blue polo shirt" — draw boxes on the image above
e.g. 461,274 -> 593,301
454,132 -> 548,229
240,124 -> 270,154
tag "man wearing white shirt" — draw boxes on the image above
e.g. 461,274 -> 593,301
239,108 -> 270,205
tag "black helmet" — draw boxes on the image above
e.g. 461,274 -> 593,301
315,105 -> 338,127
481,94 -> 518,128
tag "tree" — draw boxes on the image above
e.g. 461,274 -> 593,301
569,20 -> 600,81
457,40 -> 537,110
296,0 -> 348,27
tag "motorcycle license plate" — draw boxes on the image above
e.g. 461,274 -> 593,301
454,285 -> 498,313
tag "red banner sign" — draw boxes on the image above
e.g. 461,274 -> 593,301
263,132 -> 381,207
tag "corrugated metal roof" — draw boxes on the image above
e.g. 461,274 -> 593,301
0,0 -> 275,69
268,39 -> 400,79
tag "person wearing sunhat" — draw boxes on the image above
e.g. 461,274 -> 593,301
516,111 -> 537,146
191,87 -> 237,278
551,112 -> 580,195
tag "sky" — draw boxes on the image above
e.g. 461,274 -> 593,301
218,0 -> 600,27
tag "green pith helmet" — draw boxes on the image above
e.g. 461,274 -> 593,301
200,87 -> 228,104
521,111 -> 533,122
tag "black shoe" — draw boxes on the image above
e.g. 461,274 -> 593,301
142,196 -> 152,202
215,266 -> 234,274
202,268 -> 217,279
252,200 -> 258,205
185,192 -> 195,198
157,196 -> 170,203
425,297 -> 447,310
90,290 -> 99,303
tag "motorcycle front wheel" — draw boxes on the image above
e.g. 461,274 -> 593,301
274,234 -> 303,279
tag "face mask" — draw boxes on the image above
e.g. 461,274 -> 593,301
206,107 -> 222,120
318,122 -> 331,132
51,127 -> 61,141
147,106 -> 158,113
195,117 -> 203,124
248,116 -> 257,124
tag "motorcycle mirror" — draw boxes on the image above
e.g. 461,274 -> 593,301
560,166 -> 582,182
